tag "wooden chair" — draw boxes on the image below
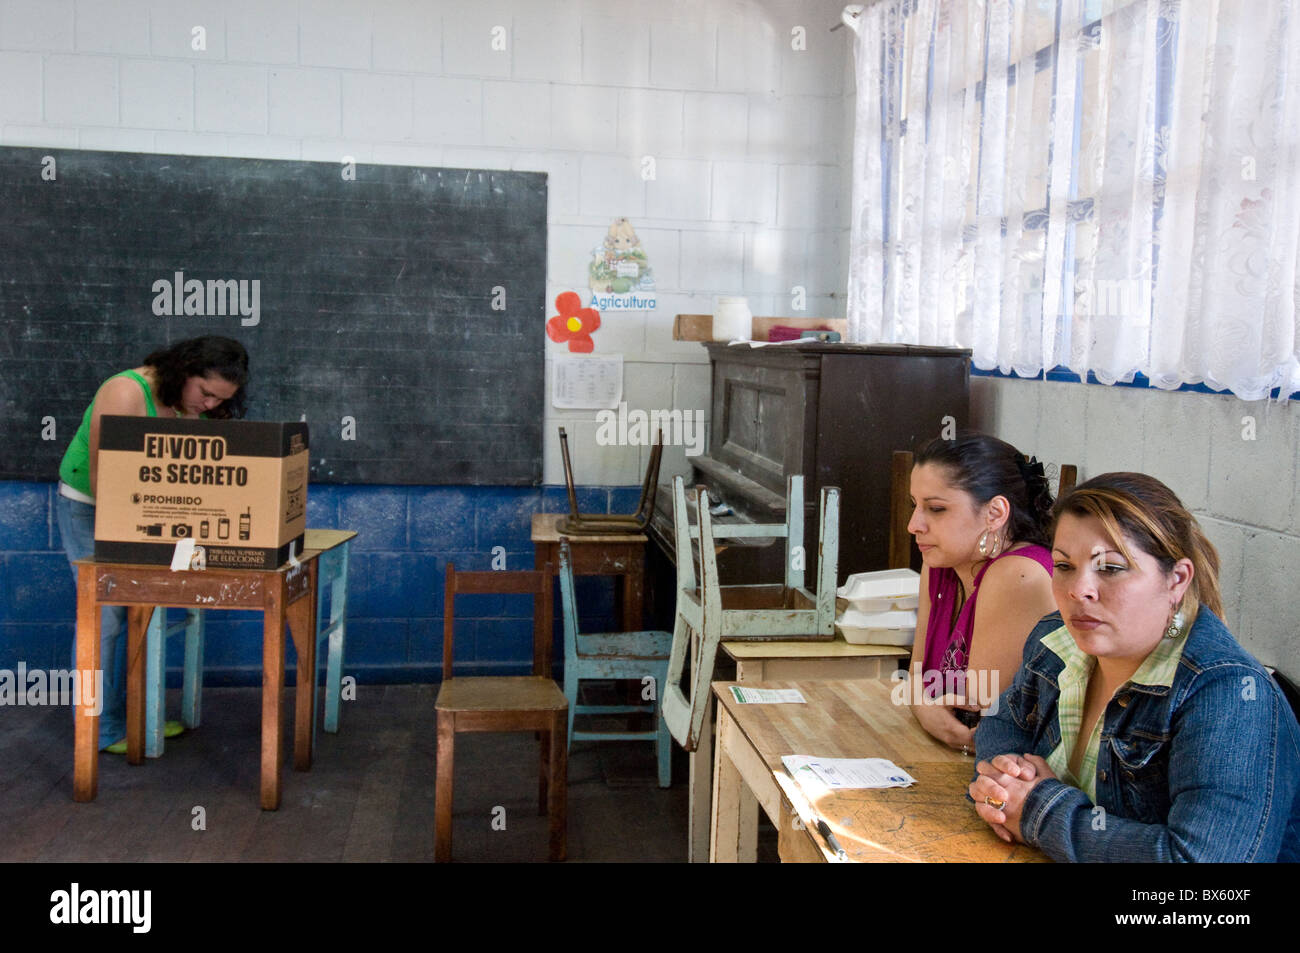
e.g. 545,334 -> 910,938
661,475 -> 841,751
556,539 -> 672,787
436,564 -> 568,862
888,450 -> 1078,568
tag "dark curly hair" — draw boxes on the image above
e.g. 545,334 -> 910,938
143,336 -> 249,419
913,430 -> 1054,548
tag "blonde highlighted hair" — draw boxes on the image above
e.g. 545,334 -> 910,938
1052,472 -> 1223,623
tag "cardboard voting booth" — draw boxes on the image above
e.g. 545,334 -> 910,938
94,416 -> 308,570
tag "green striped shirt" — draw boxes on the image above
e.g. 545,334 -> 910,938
1041,623 -> 1185,801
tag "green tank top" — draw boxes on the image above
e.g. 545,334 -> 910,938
58,370 -> 158,497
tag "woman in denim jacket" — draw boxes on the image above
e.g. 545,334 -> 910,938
970,472 -> 1300,862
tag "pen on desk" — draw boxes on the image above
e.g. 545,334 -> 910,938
815,818 -> 847,860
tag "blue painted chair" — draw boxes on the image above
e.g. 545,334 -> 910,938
143,531 -> 356,757
557,538 -> 672,788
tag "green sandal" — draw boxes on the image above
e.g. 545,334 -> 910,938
102,721 -> 186,754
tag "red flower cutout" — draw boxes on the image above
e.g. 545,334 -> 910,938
547,291 -> 601,353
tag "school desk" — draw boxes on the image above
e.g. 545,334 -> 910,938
531,513 -> 646,677
686,639 -> 911,862
709,678 -> 1045,863
73,552 -> 319,810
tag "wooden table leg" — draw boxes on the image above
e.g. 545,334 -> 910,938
435,711 -> 454,862
710,703 -> 758,862
687,687 -> 714,862
549,708 -> 567,862
290,560 -> 317,772
73,565 -> 101,802
125,605 -> 151,764
261,582 -> 285,810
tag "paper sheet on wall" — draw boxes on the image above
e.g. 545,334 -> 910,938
552,355 -> 623,409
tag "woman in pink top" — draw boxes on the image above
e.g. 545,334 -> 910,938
904,432 -> 1057,753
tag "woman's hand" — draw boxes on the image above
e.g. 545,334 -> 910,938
969,753 -> 1057,843
909,694 -> 979,751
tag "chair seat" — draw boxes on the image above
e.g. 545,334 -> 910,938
436,675 -> 568,713
575,629 -> 672,659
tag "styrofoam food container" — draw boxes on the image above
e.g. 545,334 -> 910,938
836,568 -> 920,612
836,608 -> 917,646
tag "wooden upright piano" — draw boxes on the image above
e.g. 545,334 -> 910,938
647,341 -> 971,613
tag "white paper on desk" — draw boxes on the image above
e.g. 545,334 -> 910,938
781,755 -> 916,791
729,686 -> 807,704
551,355 -> 623,409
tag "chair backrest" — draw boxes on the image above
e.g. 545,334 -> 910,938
442,563 -> 554,679
556,540 -> 581,668
889,450 -> 1079,568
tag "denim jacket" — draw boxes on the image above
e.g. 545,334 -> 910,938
975,608 -> 1300,862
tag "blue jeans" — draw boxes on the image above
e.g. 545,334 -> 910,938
56,493 -> 126,749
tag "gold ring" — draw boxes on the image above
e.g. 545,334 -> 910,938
983,795 -> 1006,810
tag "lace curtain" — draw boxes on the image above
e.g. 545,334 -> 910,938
845,0 -> 1300,400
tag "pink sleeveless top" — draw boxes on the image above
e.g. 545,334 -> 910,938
921,544 -> 1053,699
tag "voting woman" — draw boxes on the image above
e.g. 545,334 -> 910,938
56,336 -> 250,752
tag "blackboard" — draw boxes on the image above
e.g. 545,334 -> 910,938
0,146 -> 546,485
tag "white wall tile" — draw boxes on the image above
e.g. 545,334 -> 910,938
78,127 -> 156,152
370,142 -> 444,167
679,230 -> 744,293
542,417 -> 641,485
1239,528 -> 1300,667
716,13 -> 778,93
776,163 -> 838,228
440,146 -> 511,170
578,154 -> 644,219
644,157 -> 709,221
150,1 -> 227,59
226,0 -> 300,65
1139,387 -> 1211,511
616,88 -> 682,157
224,134 -> 300,159
984,377 -> 1043,460
512,150 -> 580,220
341,72 -> 411,141
1205,395 -> 1299,529
2,0 -> 73,50
513,12 -> 581,83
551,85 -> 616,153
777,30 -> 844,96
300,0 -> 370,70
0,52 -> 42,122
269,68 -> 339,138
2,125 -> 78,147
76,0 -> 150,54
673,361 -> 711,415
154,130 -> 228,155
649,22 -> 716,90
372,0 -> 441,73
300,138 -> 372,162
546,223 -> 605,286
482,81 -> 549,148
745,228 -> 804,295
712,161 -> 775,224
804,227 -> 846,297
683,92 -> 746,159
1197,515 -> 1247,633
195,64 -> 267,134
633,226 -> 678,291
1029,380 -> 1087,477
121,60 -> 193,130
45,54 -> 117,126
583,16 -> 649,86
749,93 -> 838,164
442,10 -> 512,79
412,76 -> 481,145
1084,383 -> 1148,475
623,360 -> 674,411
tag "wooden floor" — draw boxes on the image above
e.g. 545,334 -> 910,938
0,683 -> 774,863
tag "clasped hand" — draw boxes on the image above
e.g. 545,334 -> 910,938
968,753 -> 1056,843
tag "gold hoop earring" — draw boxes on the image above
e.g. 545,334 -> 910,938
978,530 -> 1001,558
1163,608 -> 1185,640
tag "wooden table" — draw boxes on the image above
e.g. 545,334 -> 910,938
710,678 -> 1045,863
73,552 -> 319,810
687,638 -> 912,862
531,513 -> 646,677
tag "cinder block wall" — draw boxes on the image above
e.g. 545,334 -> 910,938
0,0 -> 854,680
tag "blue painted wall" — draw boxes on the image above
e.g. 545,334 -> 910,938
0,481 -> 638,685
